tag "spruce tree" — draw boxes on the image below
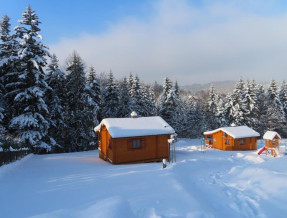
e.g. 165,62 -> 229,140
159,87 -> 179,128
9,6 -> 51,152
129,75 -> 145,116
87,66 -> 101,121
266,79 -> 285,135
118,77 -> 131,118
245,80 -> 259,130
45,54 -> 66,149
101,71 -> 120,118
0,14 -> 19,130
229,79 -> 247,126
65,52 -> 98,151
257,85 -> 267,135
158,77 -> 173,117
205,85 -> 220,129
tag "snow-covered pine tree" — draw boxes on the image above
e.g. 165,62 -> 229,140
256,84 -> 267,135
217,96 -> 228,127
118,77 -> 131,118
245,80 -> 260,130
174,81 -> 179,97
0,14 -> 20,131
65,52 -> 98,151
45,54 -> 66,149
279,81 -> 287,117
128,73 -> 134,90
158,77 -> 173,116
101,71 -> 120,118
148,85 -> 157,116
0,15 -> 10,96
87,66 -> 102,121
141,85 -> 154,117
205,85 -> 220,129
159,87 -> 180,128
266,79 -> 286,135
0,89 -> 4,134
229,79 -> 247,126
129,75 -> 145,116
9,6 -> 52,152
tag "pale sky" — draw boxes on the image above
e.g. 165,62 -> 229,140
1,0 -> 287,85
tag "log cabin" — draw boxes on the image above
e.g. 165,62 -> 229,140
94,115 -> 175,164
204,126 -> 260,151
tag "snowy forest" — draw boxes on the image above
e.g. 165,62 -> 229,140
1,6 -> 287,153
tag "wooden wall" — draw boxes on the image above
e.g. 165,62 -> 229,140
205,130 -> 257,151
265,135 -> 280,148
98,125 -> 170,164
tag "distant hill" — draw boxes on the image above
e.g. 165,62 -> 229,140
181,80 -> 237,94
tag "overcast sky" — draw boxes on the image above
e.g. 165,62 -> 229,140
1,0 -> 287,85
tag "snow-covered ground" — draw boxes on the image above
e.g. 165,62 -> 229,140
1,139 -> 287,218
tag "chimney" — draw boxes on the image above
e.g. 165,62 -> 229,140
230,123 -> 236,127
131,111 -> 138,118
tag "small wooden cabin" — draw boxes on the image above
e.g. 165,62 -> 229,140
263,131 -> 281,156
204,126 -> 260,151
94,116 -> 175,164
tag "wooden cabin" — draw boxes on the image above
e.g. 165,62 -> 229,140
203,126 -> 260,151
94,115 -> 175,164
263,131 -> 281,156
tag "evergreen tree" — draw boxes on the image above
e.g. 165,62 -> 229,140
118,77 -> 131,118
9,6 -> 51,152
87,66 -> 102,121
0,89 -> 4,134
205,85 -> 220,129
45,54 -> 66,148
141,85 -> 154,117
148,86 -> 157,116
266,79 -> 285,135
159,87 -> 180,128
229,79 -> 247,126
129,75 -> 145,116
0,14 -> 19,130
101,71 -> 120,118
65,52 -> 98,151
245,80 -> 260,130
279,81 -> 287,118
256,84 -> 267,135
174,81 -> 179,97
158,77 -> 173,116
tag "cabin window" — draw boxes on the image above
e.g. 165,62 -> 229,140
132,140 -> 141,149
225,139 -> 230,145
223,133 -> 227,137
240,139 -> 245,145
128,138 -> 144,150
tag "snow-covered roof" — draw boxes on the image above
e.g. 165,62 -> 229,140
204,126 -> 260,139
263,131 -> 281,140
94,116 -> 175,138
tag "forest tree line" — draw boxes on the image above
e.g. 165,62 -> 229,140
1,6 -> 287,153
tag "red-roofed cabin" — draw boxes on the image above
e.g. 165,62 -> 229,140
203,126 -> 260,151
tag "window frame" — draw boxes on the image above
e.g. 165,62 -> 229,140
225,139 -> 230,145
240,139 -> 245,145
128,138 -> 145,150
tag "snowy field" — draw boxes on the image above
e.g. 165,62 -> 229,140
1,139 -> 287,218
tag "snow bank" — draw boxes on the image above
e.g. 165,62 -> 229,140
0,154 -> 33,178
